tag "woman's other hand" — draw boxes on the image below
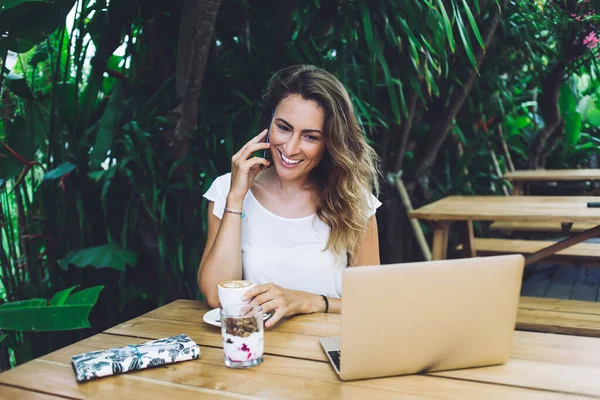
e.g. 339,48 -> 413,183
228,129 -> 271,206
242,283 -> 324,328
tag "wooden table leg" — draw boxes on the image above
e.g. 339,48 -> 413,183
525,224 -> 600,265
512,182 -> 522,196
561,222 -> 573,233
458,220 -> 476,258
432,221 -> 451,260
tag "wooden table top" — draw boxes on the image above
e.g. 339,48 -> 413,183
504,169 -> 600,182
409,196 -> 600,222
1,300 -> 600,399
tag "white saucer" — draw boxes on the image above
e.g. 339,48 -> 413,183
202,308 -> 273,327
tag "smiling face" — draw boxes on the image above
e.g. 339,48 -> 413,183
269,94 -> 327,183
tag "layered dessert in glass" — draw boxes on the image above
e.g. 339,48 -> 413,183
221,304 -> 264,368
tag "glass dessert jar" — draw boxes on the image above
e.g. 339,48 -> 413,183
220,304 -> 264,368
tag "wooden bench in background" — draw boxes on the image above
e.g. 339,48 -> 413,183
517,296 -> 600,337
489,221 -> 599,234
457,238 -> 600,264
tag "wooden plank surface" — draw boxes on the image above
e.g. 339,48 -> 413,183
144,297 -> 600,340
105,316 -> 333,362
434,329 -> 600,397
409,196 -> 600,222
0,385 -> 67,399
3,300 -> 600,399
504,169 -> 600,182
0,359 -> 257,400
516,295 -> 600,337
432,358 -> 600,398
2,334 -> 580,400
458,238 -> 600,263
519,296 -> 600,315
143,300 -> 342,338
489,220 -> 598,233
116,301 -> 600,396
37,333 -> 600,399
516,308 -> 600,337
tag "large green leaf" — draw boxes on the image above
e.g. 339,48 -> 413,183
563,111 -> 582,146
461,0 -> 484,48
376,48 -> 401,123
54,82 -> 78,127
0,286 -> 103,331
558,84 -> 576,117
436,0 -> 455,53
358,1 -> 375,59
0,0 -> 76,54
58,243 -> 137,271
452,0 -> 476,69
49,286 -> 78,306
90,82 -> 125,169
587,108 -> 600,127
43,162 -> 76,181
0,299 -> 46,309
576,95 -> 594,121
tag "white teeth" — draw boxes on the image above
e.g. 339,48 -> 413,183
281,152 -> 301,165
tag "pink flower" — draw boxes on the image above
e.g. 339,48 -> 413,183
583,32 -> 599,49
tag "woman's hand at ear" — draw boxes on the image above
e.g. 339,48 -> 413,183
228,129 -> 271,207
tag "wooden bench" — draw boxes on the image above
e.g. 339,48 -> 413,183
490,221 -> 599,234
457,238 -> 600,264
517,296 -> 600,337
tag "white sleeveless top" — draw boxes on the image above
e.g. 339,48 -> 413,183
203,173 -> 381,298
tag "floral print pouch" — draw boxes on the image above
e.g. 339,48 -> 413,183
71,334 -> 200,382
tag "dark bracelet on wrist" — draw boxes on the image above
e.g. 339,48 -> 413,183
320,294 -> 329,313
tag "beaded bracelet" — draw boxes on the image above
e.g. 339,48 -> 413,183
224,208 -> 245,218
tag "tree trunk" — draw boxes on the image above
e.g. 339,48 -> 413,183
538,121 -> 565,169
411,0 -> 508,187
529,61 -> 566,168
168,0 -> 222,161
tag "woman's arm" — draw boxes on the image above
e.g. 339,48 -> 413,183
198,130 -> 271,308
352,215 -> 380,267
198,201 -> 244,308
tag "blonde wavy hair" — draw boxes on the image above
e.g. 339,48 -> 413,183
260,65 -> 381,263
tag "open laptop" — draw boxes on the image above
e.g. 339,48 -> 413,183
320,254 -> 525,381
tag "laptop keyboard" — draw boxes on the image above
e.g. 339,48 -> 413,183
328,350 -> 341,372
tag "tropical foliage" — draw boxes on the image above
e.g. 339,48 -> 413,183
0,0 -> 599,368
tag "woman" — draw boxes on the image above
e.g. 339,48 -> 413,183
199,65 -> 381,327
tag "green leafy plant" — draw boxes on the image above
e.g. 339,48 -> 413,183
0,286 -> 104,331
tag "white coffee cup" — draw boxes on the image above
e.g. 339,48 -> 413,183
217,280 -> 256,308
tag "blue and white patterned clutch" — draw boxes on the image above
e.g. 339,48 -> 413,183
71,334 -> 201,382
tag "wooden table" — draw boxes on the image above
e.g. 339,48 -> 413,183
517,296 -> 600,338
1,300 -> 600,399
504,169 -> 600,195
409,196 -> 600,263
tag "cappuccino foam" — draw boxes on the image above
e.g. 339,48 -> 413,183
219,280 -> 254,289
